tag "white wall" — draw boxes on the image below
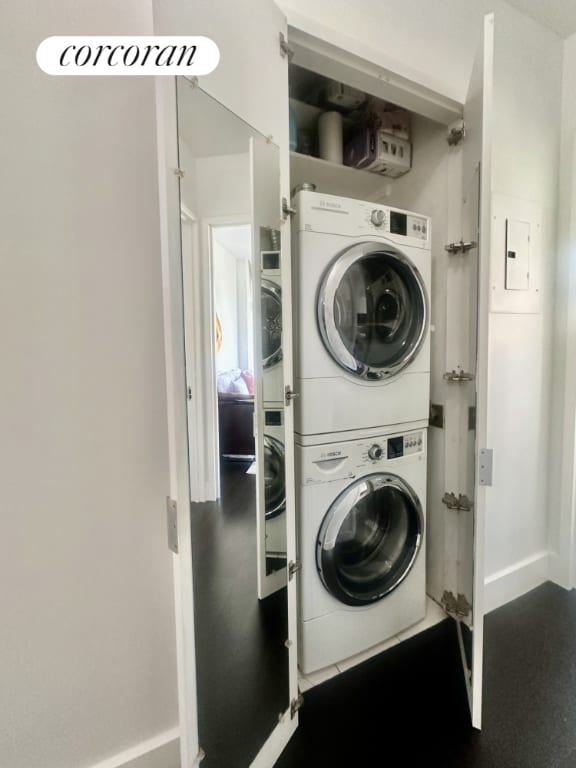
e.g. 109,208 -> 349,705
213,240 -> 240,371
179,144 -> 250,220
179,148 -> 251,376
194,154 -> 250,220
0,3 -> 179,767
483,4 -> 562,609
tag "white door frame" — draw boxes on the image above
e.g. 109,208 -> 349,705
181,205 -> 220,503
182,212 -> 252,503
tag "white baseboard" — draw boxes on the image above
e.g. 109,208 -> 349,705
484,551 -> 549,614
89,728 -> 180,768
547,550 -> 573,590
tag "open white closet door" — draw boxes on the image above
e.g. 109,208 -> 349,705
443,12 -> 493,730
154,0 -> 299,766
251,136 -> 291,600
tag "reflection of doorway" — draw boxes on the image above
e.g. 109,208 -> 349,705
212,224 -> 253,378
181,212 -> 252,502
181,204 -> 219,502
211,223 -> 255,475
210,222 -> 259,564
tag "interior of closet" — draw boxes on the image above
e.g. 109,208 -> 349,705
287,56 -> 476,689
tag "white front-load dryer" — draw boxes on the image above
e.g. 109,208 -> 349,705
292,191 -> 431,436
296,425 -> 427,674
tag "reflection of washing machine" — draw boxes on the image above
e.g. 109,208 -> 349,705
261,251 -> 283,405
292,191 -> 431,436
297,425 -> 427,674
263,406 -> 286,555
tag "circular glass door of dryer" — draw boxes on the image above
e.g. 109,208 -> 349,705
318,242 -> 428,379
261,279 -> 282,369
263,434 -> 285,518
317,473 -> 423,606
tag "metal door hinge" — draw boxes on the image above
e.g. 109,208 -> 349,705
166,497 -> 178,554
173,168 -> 185,178
290,693 -> 304,719
441,590 -> 472,618
443,369 -> 475,383
447,119 -> 466,146
442,492 -> 473,512
444,239 -> 477,254
479,448 -> 493,486
282,197 -> 296,220
285,385 -> 299,406
288,560 -> 301,580
187,386 -> 192,400
279,32 -> 294,61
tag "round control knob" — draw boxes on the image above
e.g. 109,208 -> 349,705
368,444 -> 383,461
371,209 -> 385,227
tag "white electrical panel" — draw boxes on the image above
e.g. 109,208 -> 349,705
505,219 -> 530,291
489,193 -> 541,315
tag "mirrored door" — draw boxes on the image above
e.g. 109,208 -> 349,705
250,140 -> 288,596
176,77 -> 290,767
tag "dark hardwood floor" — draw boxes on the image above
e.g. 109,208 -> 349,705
277,582 -> 576,768
191,460 -> 289,768
191,465 -> 576,768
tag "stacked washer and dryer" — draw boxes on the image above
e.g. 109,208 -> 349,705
292,191 -> 432,674
260,248 -> 287,558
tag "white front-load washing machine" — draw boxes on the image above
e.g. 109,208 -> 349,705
297,425 -> 427,674
263,406 -> 286,556
260,251 -> 283,406
292,191 -> 431,436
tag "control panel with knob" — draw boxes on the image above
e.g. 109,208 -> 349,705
370,209 -> 385,228
368,444 -> 384,461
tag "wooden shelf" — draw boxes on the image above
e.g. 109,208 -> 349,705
290,151 -> 393,202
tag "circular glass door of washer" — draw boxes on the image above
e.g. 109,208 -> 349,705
318,244 -> 428,380
261,279 -> 282,369
263,434 -> 285,518
316,473 -> 423,606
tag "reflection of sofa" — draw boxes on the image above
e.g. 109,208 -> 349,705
217,369 -> 255,458
218,393 -> 255,458
217,368 -> 254,396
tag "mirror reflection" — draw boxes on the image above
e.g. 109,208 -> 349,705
257,227 -> 287,577
176,77 -> 289,767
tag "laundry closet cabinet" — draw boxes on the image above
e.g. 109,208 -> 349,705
155,1 -> 559,766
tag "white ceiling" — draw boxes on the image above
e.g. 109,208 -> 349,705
504,0 -> 576,38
